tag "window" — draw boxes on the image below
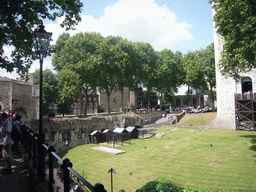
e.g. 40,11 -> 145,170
93,97 -> 97,101
88,97 -> 92,101
176,99 -> 180,106
95,102 -> 97,107
89,102 -> 93,107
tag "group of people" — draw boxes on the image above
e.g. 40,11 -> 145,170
0,110 -> 23,175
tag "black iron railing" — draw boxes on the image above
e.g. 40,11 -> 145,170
20,125 -> 106,192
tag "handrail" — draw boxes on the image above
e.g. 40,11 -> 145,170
20,125 -> 106,192
68,167 -> 95,192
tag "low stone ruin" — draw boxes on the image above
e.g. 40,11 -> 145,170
29,114 -> 143,152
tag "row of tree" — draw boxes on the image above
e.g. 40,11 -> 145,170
34,32 -> 215,115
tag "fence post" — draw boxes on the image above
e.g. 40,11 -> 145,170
37,133 -> 46,182
47,146 -> 56,192
61,158 -> 73,192
32,133 -> 37,169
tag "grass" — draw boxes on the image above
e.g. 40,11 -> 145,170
59,112 -> 256,191
177,112 -> 217,126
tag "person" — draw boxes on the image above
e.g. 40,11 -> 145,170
0,112 -> 14,174
11,114 -> 22,152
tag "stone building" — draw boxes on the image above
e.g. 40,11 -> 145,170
71,89 -> 99,115
137,88 -> 158,109
171,85 -> 205,108
0,74 -> 39,121
98,87 -> 132,112
209,7 -> 256,130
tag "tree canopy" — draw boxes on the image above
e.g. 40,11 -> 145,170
34,68 -> 59,115
211,0 -> 256,78
1,0 -> 83,77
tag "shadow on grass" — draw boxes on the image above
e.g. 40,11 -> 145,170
240,135 -> 256,161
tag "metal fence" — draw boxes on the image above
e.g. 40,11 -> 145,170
20,125 -> 106,192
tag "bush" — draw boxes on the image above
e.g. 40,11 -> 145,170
135,176 -> 234,192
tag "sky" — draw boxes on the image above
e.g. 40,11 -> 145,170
1,0 -> 214,79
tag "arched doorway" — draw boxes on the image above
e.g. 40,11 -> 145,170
242,76 -> 252,93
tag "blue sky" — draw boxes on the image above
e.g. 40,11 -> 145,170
2,0 -> 214,79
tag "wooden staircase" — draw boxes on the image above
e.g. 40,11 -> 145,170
235,93 -> 256,131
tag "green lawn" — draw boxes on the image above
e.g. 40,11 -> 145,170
177,112 -> 217,126
59,125 -> 256,191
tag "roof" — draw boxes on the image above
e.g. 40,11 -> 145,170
90,130 -> 99,135
126,126 -> 136,132
102,129 -> 110,133
113,128 -> 126,133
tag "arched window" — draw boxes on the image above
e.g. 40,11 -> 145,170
242,76 -> 252,93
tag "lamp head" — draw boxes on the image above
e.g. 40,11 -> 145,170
33,21 -> 52,57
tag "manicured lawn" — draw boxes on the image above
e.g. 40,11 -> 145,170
59,125 -> 256,191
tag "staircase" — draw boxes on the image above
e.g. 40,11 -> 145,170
235,93 -> 256,131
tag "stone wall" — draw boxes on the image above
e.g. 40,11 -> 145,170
99,87 -> 131,111
29,114 -> 143,152
0,76 -> 39,120
0,77 -> 12,110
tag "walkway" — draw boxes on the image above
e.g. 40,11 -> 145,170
0,145 -> 31,192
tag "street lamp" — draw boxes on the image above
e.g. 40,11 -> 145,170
33,21 -> 52,182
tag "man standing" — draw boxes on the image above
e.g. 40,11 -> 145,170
0,113 -> 13,174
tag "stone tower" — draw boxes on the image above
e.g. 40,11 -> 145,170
210,7 -> 256,130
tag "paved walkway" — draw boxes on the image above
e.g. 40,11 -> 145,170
0,146 -> 31,192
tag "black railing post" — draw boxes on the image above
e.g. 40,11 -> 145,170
47,146 -> 56,192
37,133 -> 46,182
61,158 -> 73,192
28,130 -> 33,160
32,133 -> 38,168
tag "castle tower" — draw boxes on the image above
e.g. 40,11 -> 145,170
210,7 -> 256,130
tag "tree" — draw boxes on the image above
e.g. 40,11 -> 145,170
91,36 -> 123,114
182,43 -> 216,109
211,0 -> 256,78
57,68 -> 82,116
155,50 -> 184,109
52,32 -> 103,115
1,0 -> 83,76
201,43 -> 216,110
34,68 -> 59,115
115,38 -> 134,111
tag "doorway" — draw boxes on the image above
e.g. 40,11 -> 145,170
242,76 -> 252,93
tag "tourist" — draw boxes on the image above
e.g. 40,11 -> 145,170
0,112 -> 13,174
11,114 -> 22,152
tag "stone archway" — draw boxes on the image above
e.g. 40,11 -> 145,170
13,107 -> 28,121
242,76 -> 252,93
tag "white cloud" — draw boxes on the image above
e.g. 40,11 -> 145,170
46,0 -> 193,50
2,0 -> 194,78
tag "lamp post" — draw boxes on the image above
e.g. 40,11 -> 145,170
33,21 -> 52,182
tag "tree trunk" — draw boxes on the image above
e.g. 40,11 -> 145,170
79,90 -> 83,115
134,90 -> 138,113
121,88 -> 124,111
210,85 -> 215,112
84,89 -> 88,115
107,91 -> 111,114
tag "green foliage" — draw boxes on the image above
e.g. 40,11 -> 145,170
1,0 -> 83,76
211,0 -> 256,78
33,68 -> 59,115
136,176 -> 213,192
182,43 -> 216,109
